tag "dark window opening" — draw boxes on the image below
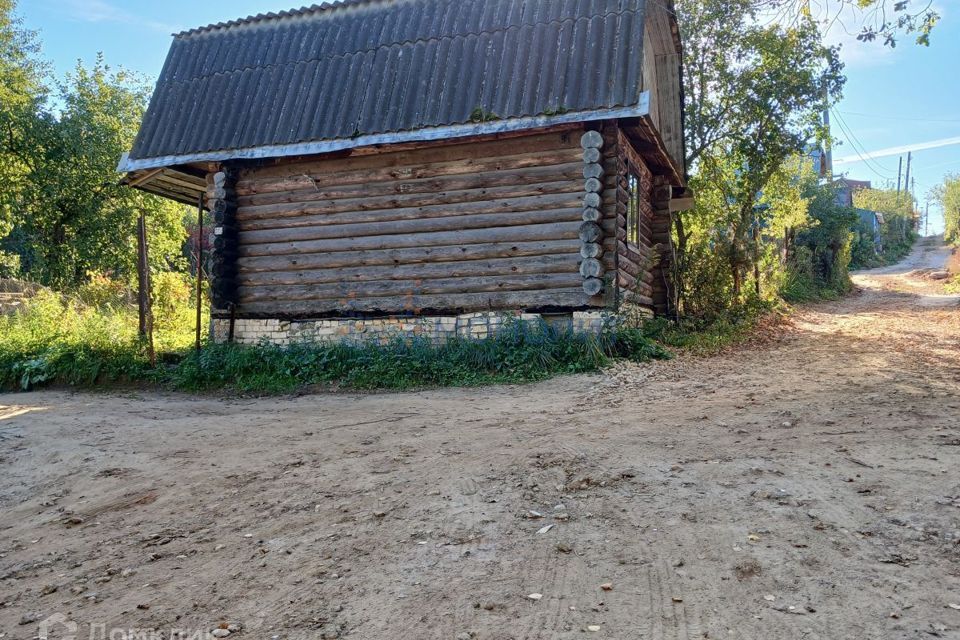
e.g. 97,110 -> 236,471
626,170 -> 641,246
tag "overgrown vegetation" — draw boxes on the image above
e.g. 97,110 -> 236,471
848,188 -> 919,268
671,0 -> 855,320
0,294 -> 670,392
640,298 -> 780,354
934,174 -> 959,245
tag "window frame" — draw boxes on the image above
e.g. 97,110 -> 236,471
625,163 -> 643,249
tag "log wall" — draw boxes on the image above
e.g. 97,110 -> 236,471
212,129 -> 614,318
610,125 -> 658,310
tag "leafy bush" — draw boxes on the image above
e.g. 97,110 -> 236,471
0,289 -> 148,389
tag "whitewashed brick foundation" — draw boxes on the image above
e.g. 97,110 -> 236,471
212,311 -> 608,346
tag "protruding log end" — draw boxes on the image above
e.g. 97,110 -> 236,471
580,242 -> 604,259
583,163 -> 604,179
582,277 -> 604,296
580,130 -> 603,150
583,192 -> 601,209
582,207 -> 602,223
579,258 -> 603,279
582,147 -> 601,164
578,221 -> 602,243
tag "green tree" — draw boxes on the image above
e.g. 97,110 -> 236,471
853,187 -> 917,260
4,55 -> 188,288
674,0 -> 844,307
933,175 -> 959,244
0,0 -> 47,275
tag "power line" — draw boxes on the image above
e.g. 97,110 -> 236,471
839,110 -> 960,125
830,109 -> 894,180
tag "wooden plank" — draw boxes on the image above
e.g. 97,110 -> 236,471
127,168 -> 165,188
240,207 -> 581,245
237,289 -> 592,316
240,254 -> 579,287
238,221 -> 583,258
237,239 -> 582,273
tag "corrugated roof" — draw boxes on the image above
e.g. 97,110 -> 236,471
128,0 -> 650,165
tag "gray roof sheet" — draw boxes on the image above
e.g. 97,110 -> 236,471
128,0 -> 650,163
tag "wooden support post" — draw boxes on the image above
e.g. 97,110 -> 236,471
195,193 -> 204,355
228,302 -> 236,343
136,213 -> 155,365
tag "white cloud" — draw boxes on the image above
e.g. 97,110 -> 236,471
61,0 -> 181,34
834,135 -> 960,165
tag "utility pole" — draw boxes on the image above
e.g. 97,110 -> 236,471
925,202 -> 930,236
823,106 -> 833,179
904,152 -> 912,202
896,156 -> 903,195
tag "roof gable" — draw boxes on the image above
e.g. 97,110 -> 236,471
127,0 -> 650,165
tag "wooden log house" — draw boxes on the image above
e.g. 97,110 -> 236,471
119,0 -> 689,344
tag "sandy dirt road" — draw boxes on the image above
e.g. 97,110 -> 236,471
0,238 -> 958,640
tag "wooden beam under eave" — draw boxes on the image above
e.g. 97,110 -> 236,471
126,168 -> 165,188
623,118 -> 686,188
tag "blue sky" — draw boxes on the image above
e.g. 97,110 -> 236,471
18,0 -> 958,234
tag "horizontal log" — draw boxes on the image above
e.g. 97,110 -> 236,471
621,290 -> 655,307
237,161 -> 585,208
238,273 -> 585,304
239,191 -> 583,231
237,239 -> 582,273
240,207 -> 581,245
618,271 -> 653,297
238,179 -> 581,221
236,288 -> 592,316
242,130 -> 579,183
239,254 -> 579,287
238,221 -> 583,258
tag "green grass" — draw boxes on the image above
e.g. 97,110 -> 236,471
639,298 -> 779,354
0,294 -> 672,393
168,321 -> 671,394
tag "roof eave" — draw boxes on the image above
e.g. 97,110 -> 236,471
118,100 -> 651,173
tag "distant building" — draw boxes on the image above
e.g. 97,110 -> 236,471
855,208 -> 883,252
833,178 -> 872,208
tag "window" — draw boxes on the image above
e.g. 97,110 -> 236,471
626,170 -> 642,246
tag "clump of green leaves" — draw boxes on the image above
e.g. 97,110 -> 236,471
469,107 -> 500,123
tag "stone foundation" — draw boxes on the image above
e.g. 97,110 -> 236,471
212,311 -> 609,346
